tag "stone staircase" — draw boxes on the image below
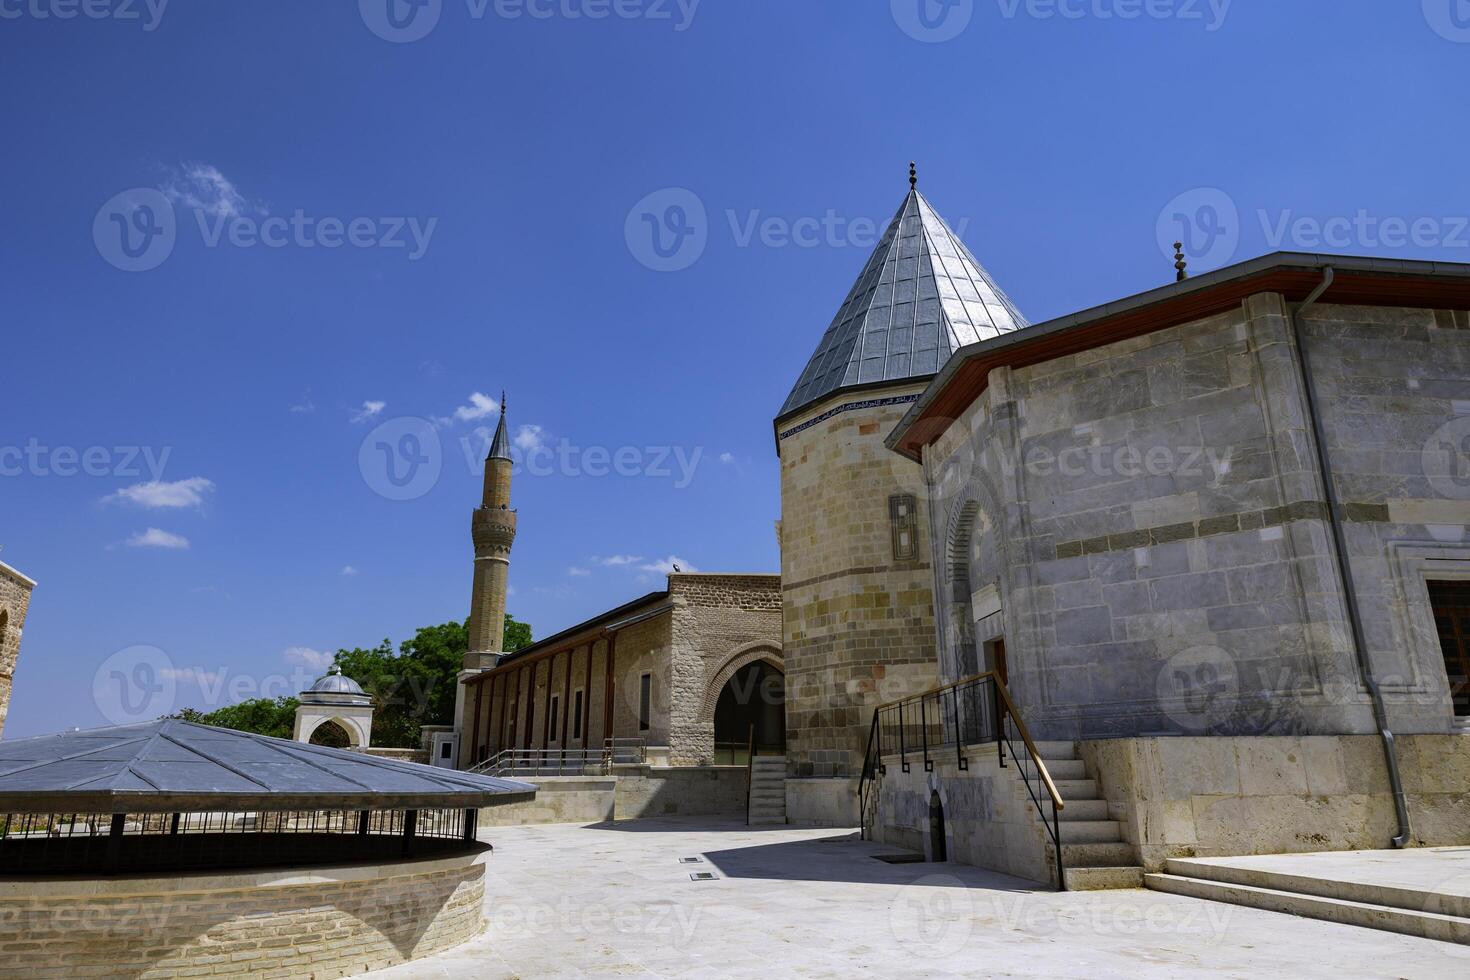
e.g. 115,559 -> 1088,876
1021,740 -> 1144,890
1145,858 -> 1470,945
748,755 -> 787,825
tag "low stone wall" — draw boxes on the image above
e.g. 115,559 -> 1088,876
0,852 -> 485,979
1081,734 -> 1470,871
478,765 -> 748,826
870,747 -> 1054,885
785,776 -> 859,827
478,776 -> 617,826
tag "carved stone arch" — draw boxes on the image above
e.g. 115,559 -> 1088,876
700,641 -> 784,721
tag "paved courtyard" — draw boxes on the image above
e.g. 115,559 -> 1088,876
369,818 -> 1468,979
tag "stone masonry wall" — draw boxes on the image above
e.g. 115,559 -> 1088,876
667,574 -> 783,766
0,562 -> 34,739
923,294 -> 1467,740
0,854 -> 484,980
1082,734 -> 1470,870
780,386 -> 940,786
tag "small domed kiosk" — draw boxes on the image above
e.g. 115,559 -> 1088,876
293,665 -> 375,748
0,719 -> 534,978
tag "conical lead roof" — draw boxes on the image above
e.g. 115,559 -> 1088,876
780,186 -> 1027,418
487,392 -> 512,461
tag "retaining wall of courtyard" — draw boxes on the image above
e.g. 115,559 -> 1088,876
478,765 -> 749,826
0,852 -> 485,979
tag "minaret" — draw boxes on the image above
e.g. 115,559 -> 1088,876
467,393 -> 517,668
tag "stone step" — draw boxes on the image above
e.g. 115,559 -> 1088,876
1144,874 -> 1470,946
751,757 -> 786,766
1061,842 -> 1137,868
1058,799 -> 1111,821
1164,858 -> 1469,917
1032,740 -> 1078,760
749,816 -> 786,826
1058,820 -> 1122,844
749,790 -> 786,801
1051,778 -> 1097,798
1016,758 -> 1086,780
1063,866 -> 1146,891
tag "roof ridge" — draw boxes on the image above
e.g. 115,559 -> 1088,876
159,726 -> 275,791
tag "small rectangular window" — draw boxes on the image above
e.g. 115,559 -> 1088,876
573,690 -> 584,739
549,695 -> 559,742
639,674 -> 652,732
890,493 -> 918,561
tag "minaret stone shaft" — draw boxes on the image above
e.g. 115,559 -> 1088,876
466,394 -> 516,668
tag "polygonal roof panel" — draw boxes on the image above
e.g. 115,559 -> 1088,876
779,188 -> 1026,419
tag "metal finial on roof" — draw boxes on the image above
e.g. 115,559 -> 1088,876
909,162 -> 917,190
487,391 -> 513,461
329,664 -> 342,675
1174,243 -> 1188,282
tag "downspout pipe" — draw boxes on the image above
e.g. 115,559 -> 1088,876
1286,268 -> 1413,848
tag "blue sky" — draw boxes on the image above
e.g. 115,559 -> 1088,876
2,1 -> 1466,736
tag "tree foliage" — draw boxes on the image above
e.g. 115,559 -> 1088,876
173,615 -> 531,748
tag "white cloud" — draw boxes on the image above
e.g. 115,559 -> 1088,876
596,555 -> 644,567
105,477 -> 215,510
719,452 -> 735,464
161,162 -> 260,219
568,566 -> 590,577
283,646 -> 334,670
350,400 -> 386,423
640,555 -> 697,575
514,424 -> 545,452
126,528 -> 190,550
451,392 -> 499,423
159,666 -> 220,685
290,389 -> 316,414
340,565 -> 359,576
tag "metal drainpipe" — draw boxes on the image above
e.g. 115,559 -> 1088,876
1287,267 -> 1412,848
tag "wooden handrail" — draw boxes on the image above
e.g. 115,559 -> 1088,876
870,670 -> 1063,812
991,677 -> 1063,812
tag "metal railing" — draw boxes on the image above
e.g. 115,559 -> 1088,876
857,672 -> 1066,891
468,738 -> 647,777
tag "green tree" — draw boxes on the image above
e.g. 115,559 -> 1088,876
173,697 -> 300,740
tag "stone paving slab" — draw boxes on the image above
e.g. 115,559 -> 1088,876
364,819 -> 1469,979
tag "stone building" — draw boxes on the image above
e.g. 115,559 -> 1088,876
459,573 -> 782,770
0,559 -> 34,738
774,173 -> 1026,822
865,249 -> 1470,879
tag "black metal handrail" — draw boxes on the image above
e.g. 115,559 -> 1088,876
856,672 -> 1066,890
